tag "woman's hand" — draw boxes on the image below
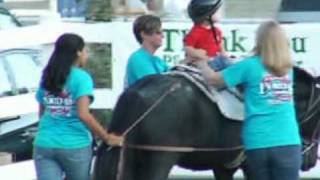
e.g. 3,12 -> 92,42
194,58 -> 209,69
107,133 -> 124,147
184,47 -> 209,64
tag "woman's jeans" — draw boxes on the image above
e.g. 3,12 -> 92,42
245,145 -> 301,180
33,146 -> 92,180
57,0 -> 90,17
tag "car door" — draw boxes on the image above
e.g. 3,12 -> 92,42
0,49 -> 42,160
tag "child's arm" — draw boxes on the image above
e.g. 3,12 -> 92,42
185,46 -> 210,62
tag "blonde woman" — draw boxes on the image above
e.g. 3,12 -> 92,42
195,21 -> 301,180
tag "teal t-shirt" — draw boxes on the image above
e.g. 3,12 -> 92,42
125,48 -> 168,87
34,67 -> 94,149
221,56 -> 301,150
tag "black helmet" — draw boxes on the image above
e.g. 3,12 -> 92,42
188,0 -> 222,23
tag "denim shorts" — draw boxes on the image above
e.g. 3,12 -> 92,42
208,55 -> 232,71
33,146 -> 92,180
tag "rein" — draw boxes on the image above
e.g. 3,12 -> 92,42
123,144 -> 243,152
122,82 -> 181,137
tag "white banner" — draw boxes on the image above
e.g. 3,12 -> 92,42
110,21 -> 320,96
0,21 -> 319,115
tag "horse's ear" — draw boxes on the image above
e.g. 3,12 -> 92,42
315,77 -> 320,88
293,66 -> 305,76
293,66 -> 313,82
294,66 -> 320,79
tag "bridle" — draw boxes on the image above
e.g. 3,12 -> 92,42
298,77 -> 320,155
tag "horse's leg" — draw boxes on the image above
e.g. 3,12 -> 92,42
132,151 -> 180,180
93,146 -> 121,180
213,167 -> 237,180
240,161 -> 251,180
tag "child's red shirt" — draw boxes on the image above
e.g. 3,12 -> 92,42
184,24 -> 223,57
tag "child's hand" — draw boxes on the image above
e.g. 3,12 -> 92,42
194,59 -> 208,69
192,49 -> 209,61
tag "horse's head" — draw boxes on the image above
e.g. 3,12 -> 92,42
294,66 -> 320,171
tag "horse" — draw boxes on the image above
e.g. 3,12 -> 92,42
93,66 -> 320,180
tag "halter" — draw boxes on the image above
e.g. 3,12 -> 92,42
299,78 -> 320,155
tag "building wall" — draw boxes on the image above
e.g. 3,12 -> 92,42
225,0 -> 282,18
1,0 -> 284,20
1,0 -> 50,9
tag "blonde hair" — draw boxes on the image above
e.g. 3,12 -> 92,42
253,21 -> 293,76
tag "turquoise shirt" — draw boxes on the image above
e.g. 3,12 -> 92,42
35,67 -> 94,149
221,56 -> 301,150
125,48 -> 168,87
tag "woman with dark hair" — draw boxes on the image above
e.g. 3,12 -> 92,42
33,33 -> 123,180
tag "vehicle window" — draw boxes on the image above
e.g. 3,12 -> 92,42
5,53 -> 42,91
0,13 -> 18,30
280,0 -> 320,11
0,60 -> 12,96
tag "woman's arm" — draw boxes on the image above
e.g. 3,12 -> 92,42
77,96 -> 123,146
197,60 -> 225,87
38,104 -> 44,118
184,46 -> 210,62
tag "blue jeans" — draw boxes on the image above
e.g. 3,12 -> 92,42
33,146 -> 92,180
57,0 -> 90,17
245,145 -> 301,180
208,55 -> 232,71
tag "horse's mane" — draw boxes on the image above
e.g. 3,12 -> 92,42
109,74 -> 177,133
128,75 -> 160,91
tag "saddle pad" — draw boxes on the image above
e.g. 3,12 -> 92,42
168,65 -> 244,121
213,89 -> 244,121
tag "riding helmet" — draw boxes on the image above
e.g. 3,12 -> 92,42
188,0 -> 222,23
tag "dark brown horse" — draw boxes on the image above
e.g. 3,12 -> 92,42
93,67 -> 320,180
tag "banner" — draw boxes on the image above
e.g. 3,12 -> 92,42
111,21 -> 320,95
0,21 -> 319,112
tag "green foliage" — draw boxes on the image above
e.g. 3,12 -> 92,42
85,43 -> 113,126
91,109 -> 113,126
86,0 -> 113,21
85,43 -> 112,88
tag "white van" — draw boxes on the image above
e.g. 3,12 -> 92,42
0,8 -> 40,161
0,48 -> 41,161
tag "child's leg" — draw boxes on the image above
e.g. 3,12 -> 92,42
208,55 -> 232,71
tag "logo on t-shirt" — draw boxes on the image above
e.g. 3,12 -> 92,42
260,73 -> 293,104
43,90 -> 74,117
